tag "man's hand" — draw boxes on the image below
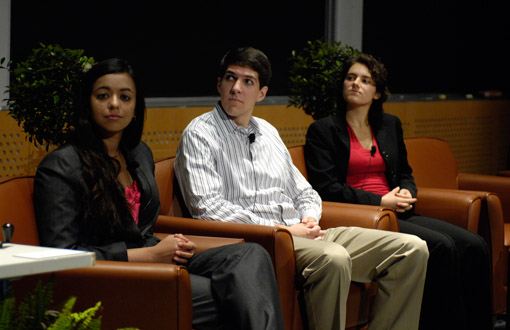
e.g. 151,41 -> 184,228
281,217 -> 325,240
381,187 -> 417,213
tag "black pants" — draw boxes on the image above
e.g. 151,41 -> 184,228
187,242 -> 284,330
398,214 -> 492,330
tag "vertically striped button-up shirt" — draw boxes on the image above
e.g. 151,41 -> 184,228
175,103 -> 322,226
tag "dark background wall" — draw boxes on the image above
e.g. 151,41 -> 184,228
11,1 -> 325,97
363,0 -> 509,95
10,0 -> 509,97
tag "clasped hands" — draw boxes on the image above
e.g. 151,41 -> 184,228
278,216 -> 325,240
152,233 -> 197,264
381,187 -> 417,213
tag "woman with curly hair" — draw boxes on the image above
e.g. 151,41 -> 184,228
305,53 -> 492,330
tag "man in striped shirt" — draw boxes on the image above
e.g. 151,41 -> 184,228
175,47 -> 429,330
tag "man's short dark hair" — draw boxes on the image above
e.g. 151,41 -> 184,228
218,47 -> 272,89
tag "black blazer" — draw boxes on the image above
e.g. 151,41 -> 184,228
34,142 -> 160,261
304,113 -> 417,207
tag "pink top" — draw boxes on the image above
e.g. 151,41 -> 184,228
125,180 -> 141,224
346,124 -> 390,196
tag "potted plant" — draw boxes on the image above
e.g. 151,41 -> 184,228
288,39 -> 359,120
0,43 -> 95,150
0,280 -> 138,330
0,280 -> 102,330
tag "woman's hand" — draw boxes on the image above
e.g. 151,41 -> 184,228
146,234 -> 180,263
381,187 -> 417,213
128,233 -> 196,264
172,233 -> 197,264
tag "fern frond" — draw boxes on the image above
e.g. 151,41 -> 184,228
72,301 -> 101,330
0,297 -> 15,330
47,296 -> 76,330
16,279 -> 55,330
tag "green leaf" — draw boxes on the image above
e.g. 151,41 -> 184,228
2,44 -> 96,148
287,39 -> 360,119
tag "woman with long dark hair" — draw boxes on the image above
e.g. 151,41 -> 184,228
304,54 -> 492,330
34,58 -> 284,330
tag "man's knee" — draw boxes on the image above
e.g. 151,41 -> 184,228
302,242 -> 352,280
402,234 -> 429,261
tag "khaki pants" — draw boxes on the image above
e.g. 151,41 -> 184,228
293,226 -> 428,330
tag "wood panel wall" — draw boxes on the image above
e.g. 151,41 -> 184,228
1,99 -> 509,178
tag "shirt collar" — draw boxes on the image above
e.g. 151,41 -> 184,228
214,102 -> 260,137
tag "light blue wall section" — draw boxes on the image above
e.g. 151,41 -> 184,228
325,0 -> 363,50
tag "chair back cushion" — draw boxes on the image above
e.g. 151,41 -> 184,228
154,157 -> 174,216
0,176 -> 39,245
288,145 -> 308,180
404,137 -> 459,189
154,157 -> 191,218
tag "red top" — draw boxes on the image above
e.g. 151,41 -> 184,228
346,124 -> 390,196
125,180 -> 141,224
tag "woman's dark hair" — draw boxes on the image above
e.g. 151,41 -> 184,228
72,58 -> 146,235
75,58 -> 146,148
337,53 -> 390,128
218,47 -> 272,89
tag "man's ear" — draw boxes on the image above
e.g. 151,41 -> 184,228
374,92 -> 381,100
217,77 -> 222,94
257,86 -> 268,102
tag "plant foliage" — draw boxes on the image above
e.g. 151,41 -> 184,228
0,295 -> 15,330
0,44 -> 95,149
288,40 -> 360,120
0,279 -> 108,330
0,278 -> 55,330
48,297 -> 102,330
